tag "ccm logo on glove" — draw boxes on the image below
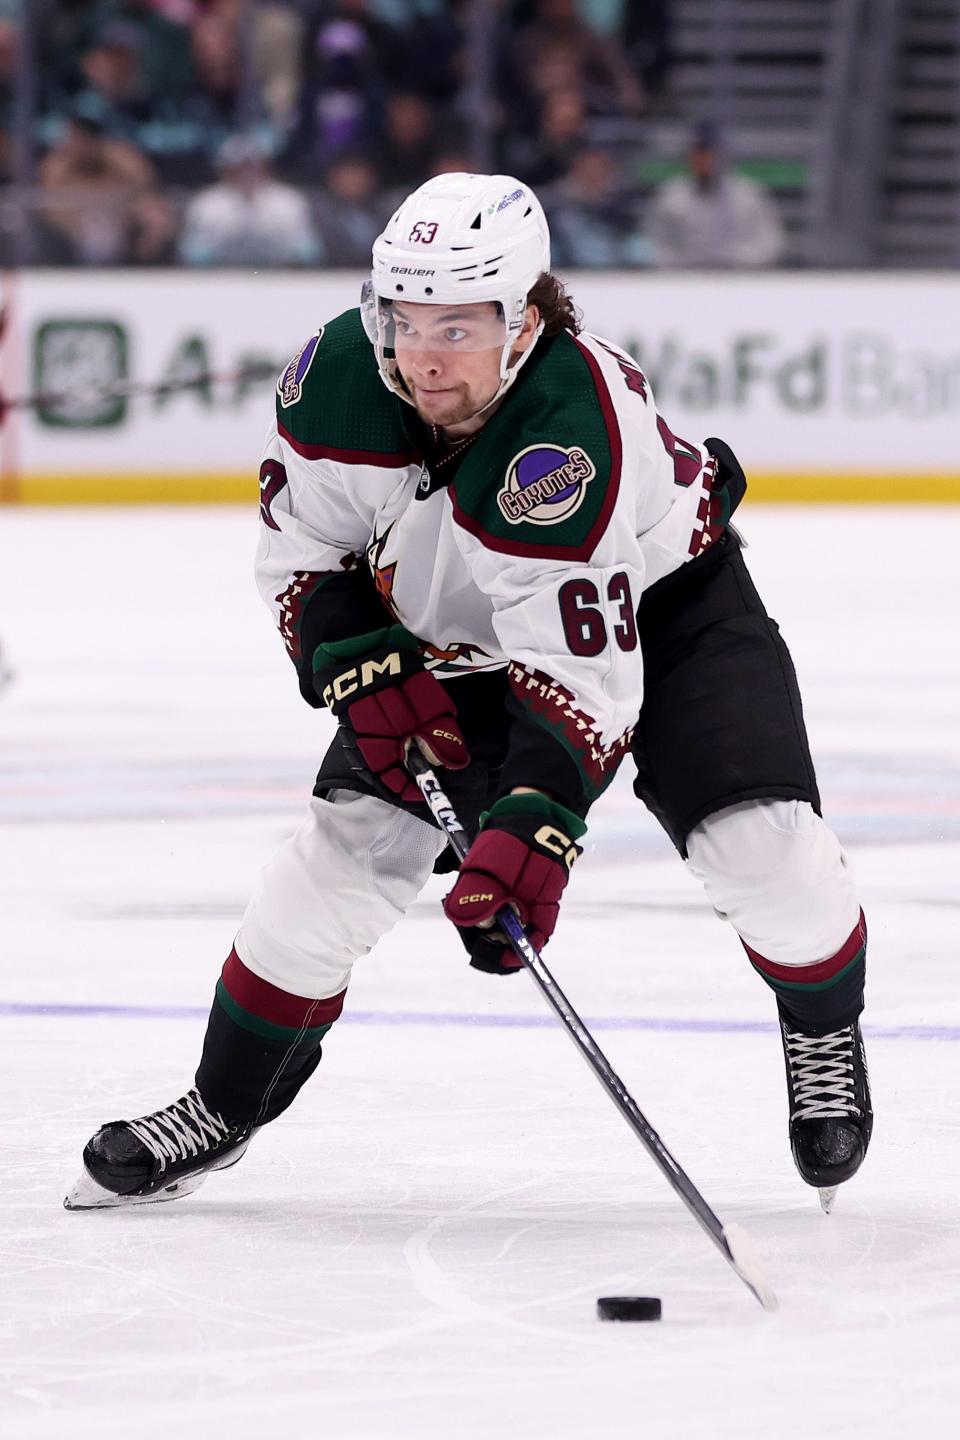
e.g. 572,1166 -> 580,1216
313,625 -> 469,802
321,652 -> 402,707
534,824 -> 580,870
444,794 -> 587,973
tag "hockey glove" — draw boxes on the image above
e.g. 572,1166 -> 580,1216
444,794 -> 586,973
313,624 -> 469,803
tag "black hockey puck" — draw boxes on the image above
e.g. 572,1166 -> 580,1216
597,1296 -> 662,1322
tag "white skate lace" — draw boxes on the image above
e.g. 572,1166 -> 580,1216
127,1089 -> 233,1174
783,1025 -> 858,1122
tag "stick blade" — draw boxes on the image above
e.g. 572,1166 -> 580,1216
721,1222 -> 779,1312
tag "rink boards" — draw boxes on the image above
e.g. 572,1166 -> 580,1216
1,268 -> 959,503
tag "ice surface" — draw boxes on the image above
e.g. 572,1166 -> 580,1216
1,506 -> 958,1439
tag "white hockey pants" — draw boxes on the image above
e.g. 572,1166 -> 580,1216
685,798 -> 860,966
236,789 -> 447,999
235,789 -> 859,1001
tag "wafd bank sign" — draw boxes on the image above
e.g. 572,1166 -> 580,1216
2,270 -> 959,502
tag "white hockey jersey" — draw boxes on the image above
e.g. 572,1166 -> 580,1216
255,309 -> 735,807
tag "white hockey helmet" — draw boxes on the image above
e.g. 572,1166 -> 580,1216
361,172 -> 551,410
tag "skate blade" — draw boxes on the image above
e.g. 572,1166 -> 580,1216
63,1168 -> 208,1211
818,1186 -> 838,1215
63,1134 -> 253,1211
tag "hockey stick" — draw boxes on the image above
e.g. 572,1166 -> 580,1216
0,299 -> 278,423
407,746 -> 778,1312
0,360 -> 278,423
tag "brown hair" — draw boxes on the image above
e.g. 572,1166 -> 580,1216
527,271 -> 581,338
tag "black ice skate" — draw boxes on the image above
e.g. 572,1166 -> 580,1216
779,1012 -> 873,1215
64,1088 -> 256,1210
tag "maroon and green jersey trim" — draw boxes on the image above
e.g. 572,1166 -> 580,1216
216,947 -> 346,1043
277,421 -> 420,470
275,308 -> 417,465
275,570 -> 336,663
507,661 -> 633,805
450,332 -> 621,563
744,911 -> 867,992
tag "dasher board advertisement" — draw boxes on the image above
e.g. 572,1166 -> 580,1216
2,269 -> 958,502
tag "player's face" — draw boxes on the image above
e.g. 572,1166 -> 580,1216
392,300 -> 538,432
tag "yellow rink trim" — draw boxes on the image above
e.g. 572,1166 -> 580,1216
750,471 -> 960,503
9,468 -> 960,505
15,471 -> 258,505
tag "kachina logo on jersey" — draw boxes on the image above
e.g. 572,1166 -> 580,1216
278,329 -> 323,409
497,444 -> 596,525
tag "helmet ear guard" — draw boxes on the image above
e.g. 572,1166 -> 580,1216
362,173 -> 551,412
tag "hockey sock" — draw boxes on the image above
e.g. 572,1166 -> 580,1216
195,948 -> 346,1126
741,910 -> 867,1035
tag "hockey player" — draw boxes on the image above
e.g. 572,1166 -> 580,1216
66,173 -> 871,1213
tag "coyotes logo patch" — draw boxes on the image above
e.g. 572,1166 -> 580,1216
278,329 -> 323,409
497,444 -> 596,526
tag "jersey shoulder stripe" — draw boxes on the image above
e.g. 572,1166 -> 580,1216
450,331 -> 622,563
277,422 -> 419,470
275,307 -> 413,462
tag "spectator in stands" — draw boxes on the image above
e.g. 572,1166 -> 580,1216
565,0 -> 673,102
179,132 -> 321,266
188,5 -> 242,136
546,143 -> 649,267
96,1 -> 194,101
0,7 -> 20,265
506,87 -> 590,190
36,1 -> 93,111
497,33 -> 579,143
314,151 -> 381,267
283,1 -> 391,177
378,91 -> 439,197
0,11 -> 14,185
622,0 -> 673,102
646,121 -> 786,269
168,3 -> 275,184
38,105 -> 177,264
510,0 -> 645,118
306,0 -> 398,83
430,146 -> 474,179
70,15 -> 218,183
77,23 -> 151,136
38,1 -> 192,117
390,2 -> 463,105
251,2 -> 305,132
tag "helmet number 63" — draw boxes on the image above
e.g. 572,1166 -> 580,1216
409,221 -> 438,243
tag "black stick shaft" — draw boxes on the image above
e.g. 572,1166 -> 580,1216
0,362 -> 277,415
408,749 -> 765,1305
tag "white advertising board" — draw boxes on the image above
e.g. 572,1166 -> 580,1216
1,269 -> 958,502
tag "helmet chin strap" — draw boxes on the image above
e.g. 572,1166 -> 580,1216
484,318 -> 545,413
380,320 -> 546,423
